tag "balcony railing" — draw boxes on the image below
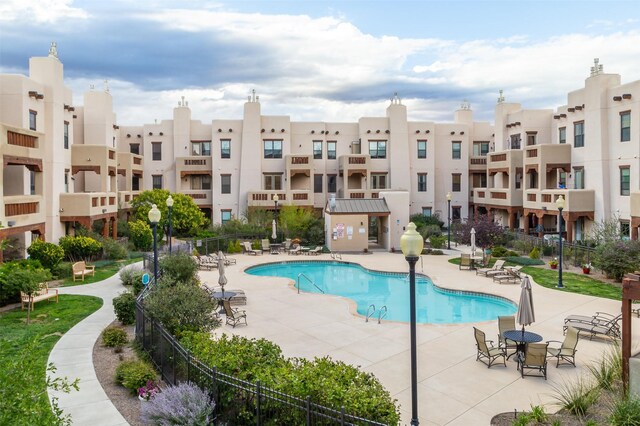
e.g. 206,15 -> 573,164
7,131 -> 37,148
5,201 -> 38,216
60,192 -> 118,217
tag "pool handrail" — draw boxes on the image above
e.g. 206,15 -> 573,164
366,304 -> 376,322
297,273 -> 324,294
378,306 -> 388,324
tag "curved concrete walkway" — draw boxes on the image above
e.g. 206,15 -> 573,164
47,263 -> 141,426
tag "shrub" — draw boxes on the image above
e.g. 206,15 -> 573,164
609,396 -> 640,426
593,240 -> 640,281
419,224 -> 442,240
26,239 -> 64,270
144,283 -> 218,337
551,376 -> 599,417
542,245 -> 554,256
115,359 -> 156,394
0,260 -> 46,306
504,256 -> 545,266
102,326 -> 128,348
113,291 -> 136,325
429,235 -> 446,249
529,247 -> 540,259
588,347 -> 621,391
141,382 -> 214,426
120,267 -> 146,295
59,236 -> 102,261
102,238 -> 128,260
51,261 -> 73,279
117,219 -> 130,238
129,220 -> 152,251
158,252 -> 198,284
490,246 -> 508,257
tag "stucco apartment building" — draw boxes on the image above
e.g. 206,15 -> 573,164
0,47 -> 639,258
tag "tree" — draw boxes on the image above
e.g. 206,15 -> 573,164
453,214 -> 505,249
130,190 -> 209,237
587,214 -> 624,245
12,268 -> 52,325
278,206 -> 323,244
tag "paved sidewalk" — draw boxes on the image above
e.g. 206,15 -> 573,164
47,263 -> 141,426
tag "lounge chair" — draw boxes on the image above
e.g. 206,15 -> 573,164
477,260 -> 506,277
459,254 -> 473,270
288,245 -> 301,255
243,241 -> 262,256
308,246 -> 323,256
220,252 -> 237,265
520,342 -> 549,379
547,326 -> 580,367
195,254 -> 216,270
564,312 -> 620,327
261,239 -> 271,253
492,269 -> 520,284
497,316 -> 518,359
223,300 -> 247,327
473,327 -> 506,368
563,314 -> 621,340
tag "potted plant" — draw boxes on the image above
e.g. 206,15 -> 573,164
582,263 -> 592,274
138,380 -> 160,401
549,258 -> 558,270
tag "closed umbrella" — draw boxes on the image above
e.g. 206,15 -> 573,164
218,250 -> 227,296
271,219 -> 277,241
516,275 -> 535,336
470,228 -> 476,257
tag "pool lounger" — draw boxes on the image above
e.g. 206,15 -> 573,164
493,273 -> 518,284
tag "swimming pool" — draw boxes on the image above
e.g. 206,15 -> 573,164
246,261 -> 517,324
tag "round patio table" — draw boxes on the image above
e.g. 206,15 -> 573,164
211,291 -> 237,314
503,330 -> 543,368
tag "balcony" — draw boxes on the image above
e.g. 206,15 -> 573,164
1,125 -> 44,171
523,144 -> 571,179
631,193 -> 640,219
118,191 -> 141,210
71,145 -> 118,176
59,192 -> 118,218
472,187 -> 522,208
2,195 -> 45,228
117,152 -> 144,176
339,154 -> 370,176
176,156 -> 212,181
469,155 -> 487,171
286,154 -> 313,178
487,150 -> 522,175
247,191 -> 288,208
523,189 -> 595,212
183,190 -> 212,206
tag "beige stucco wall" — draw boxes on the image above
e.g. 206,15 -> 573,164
325,212 -> 369,252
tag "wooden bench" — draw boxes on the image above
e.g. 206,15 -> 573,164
72,261 -> 96,282
21,283 -> 58,310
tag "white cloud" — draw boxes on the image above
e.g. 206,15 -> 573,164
0,0 -> 88,23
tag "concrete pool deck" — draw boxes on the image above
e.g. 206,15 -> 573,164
200,248 -> 636,426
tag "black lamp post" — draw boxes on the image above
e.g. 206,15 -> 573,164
556,195 -> 565,289
166,195 -> 174,254
148,204 -> 161,284
401,222 -> 424,426
446,192 -> 452,250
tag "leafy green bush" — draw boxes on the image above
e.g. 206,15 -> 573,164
504,256 -> 545,266
113,291 -> 136,325
609,396 -> 640,426
429,235 -> 446,249
115,359 -> 156,394
59,236 -> 103,261
26,239 -> 64,270
158,252 -> 198,284
129,220 -> 152,251
419,224 -> 442,240
490,246 -> 508,257
529,247 -> 540,259
102,326 -> 128,348
144,283 -> 218,337
0,259 -> 46,305
51,261 -> 73,279
102,238 -> 128,260
542,245 -> 554,256
120,267 -> 146,295
117,219 -> 130,238
593,240 -> 640,281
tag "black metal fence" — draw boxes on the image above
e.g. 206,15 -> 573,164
505,231 -> 595,267
135,284 -> 388,425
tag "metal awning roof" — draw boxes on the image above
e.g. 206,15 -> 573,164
326,198 -> 390,215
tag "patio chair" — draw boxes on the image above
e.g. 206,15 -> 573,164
242,241 -> 262,256
497,316 -> 518,359
547,326 -> 580,367
308,246 -> 323,256
521,342 -> 549,379
477,260 -> 505,277
473,327 -> 506,368
261,239 -> 271,253
288,245 -> 302,255
222,300 -> 247,327
220,252 -> 237,265
459,254 -> 473,270
563,314 -> 621,340
492,270 -> 519,284
195,254 -> 216,270
564,312 -> 620,328
283,239 -> 292,251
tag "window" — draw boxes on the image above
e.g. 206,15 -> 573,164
221,139 -> 231,158
220,174 -> 231,193
191,140 -> 211,156
620,167 -> 630,196
559,127 -> 566,144
30,170 -> 36,195
152,142 -> 162,161
526,132 -> 537,146
64,121 -> 69,149
451,141 -> 461,159
472,173 -> 487,188
263,140 -> 282,158
452,174 -> 461,192
152,175 -> 163,189
417,140 -> 427,158
130,144 -> 140,155
314,174 -> 323,193
452,206 -> 461,221
621,111 -> 631,142
327,174 -> 337,193
29,110 -> 37,131
559,172 -> 567,188
528,170 -> 538,189
327,141 -> 336,160
264,174 -> 282,190
422,207 -> 432,217
574,122 -> 584,147
417,174 -> 427,192
313,141 -> 323,159
64,173 -> 69,193
351,140 -> 361,154
221,210 -> 232,224
371,173 -> 387,190
473,141 -> 489,156
132,175 -> 140,191
573,168 -> 584,189
621,221 -> 631,239
369,141 -> 387,159
510,134 -> 521,149
191,175 -> 212,190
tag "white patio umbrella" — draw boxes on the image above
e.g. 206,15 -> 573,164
470,228 -> 476,257
271,219 -> 277,241
516,275 -> 535,336
217,250 -> 227,296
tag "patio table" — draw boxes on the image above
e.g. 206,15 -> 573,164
503,329 -> 543,368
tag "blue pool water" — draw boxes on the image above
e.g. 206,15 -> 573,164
246,261 -> 517,324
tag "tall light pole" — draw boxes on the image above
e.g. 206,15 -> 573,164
148,204 -> 161,284
166,195 -> 174,254
272,194 -> 279,242
556,195 -> 565,289
446,192 -> 452,250
401,222 -> 424,426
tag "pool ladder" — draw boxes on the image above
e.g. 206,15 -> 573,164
365,304 -> 388,324
296,273 -> 324,294
331,252 -> 342,260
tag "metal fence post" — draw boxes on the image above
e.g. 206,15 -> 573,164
306,396 -> 311,425
256,380 -> 262,426
341,406 -> 345,425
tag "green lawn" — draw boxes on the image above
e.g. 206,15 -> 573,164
0,295 -> 102,424
62,257 -> 142,287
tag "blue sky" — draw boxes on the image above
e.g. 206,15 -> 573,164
1,0 -> 639,125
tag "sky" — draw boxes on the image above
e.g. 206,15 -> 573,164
1,0 -> 639,126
